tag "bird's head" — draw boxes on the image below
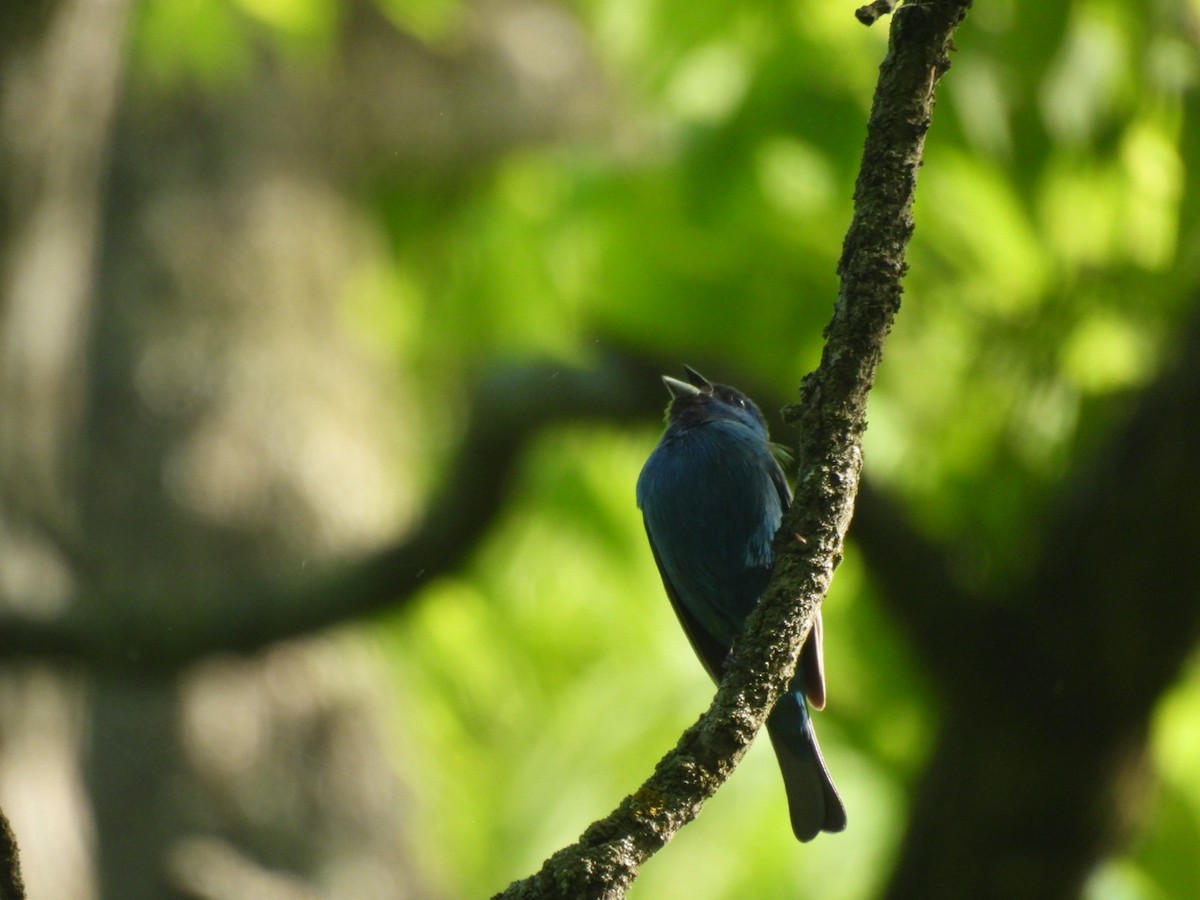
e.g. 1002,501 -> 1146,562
661,366 -> 770,437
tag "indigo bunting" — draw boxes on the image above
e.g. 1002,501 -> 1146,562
637,366 -> 846,841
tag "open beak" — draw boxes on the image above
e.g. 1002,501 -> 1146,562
683,365 -> 711,389
662,375 -> 701,398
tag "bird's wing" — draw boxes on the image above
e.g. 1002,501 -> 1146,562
802,610 -> 826,710
643,521 -> 730,682
767,451 -> 827,711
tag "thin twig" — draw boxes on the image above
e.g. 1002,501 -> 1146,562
857,0 -> 901,25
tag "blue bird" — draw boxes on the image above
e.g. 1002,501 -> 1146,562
636,366 -> 846,841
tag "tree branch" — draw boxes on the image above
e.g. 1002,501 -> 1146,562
857,0 -> 901,26
0,356 -> 665,673
0,355 -> 911,681
497,2 -> 972,896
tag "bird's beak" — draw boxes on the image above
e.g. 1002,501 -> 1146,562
683,365 -> 711,389
662,375 -> 701,398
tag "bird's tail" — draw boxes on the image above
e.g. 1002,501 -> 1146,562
766,690 -> 846,842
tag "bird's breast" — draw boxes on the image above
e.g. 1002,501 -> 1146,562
638,424 -> 783,643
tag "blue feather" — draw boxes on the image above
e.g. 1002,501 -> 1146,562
637,368 -> 846,841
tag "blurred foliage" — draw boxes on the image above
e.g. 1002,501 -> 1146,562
127,0 -> 1200,896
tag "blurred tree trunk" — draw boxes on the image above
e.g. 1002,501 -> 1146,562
854,314 -> 1200,898
1,0 -> 608,896
0,1 -> 133,897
